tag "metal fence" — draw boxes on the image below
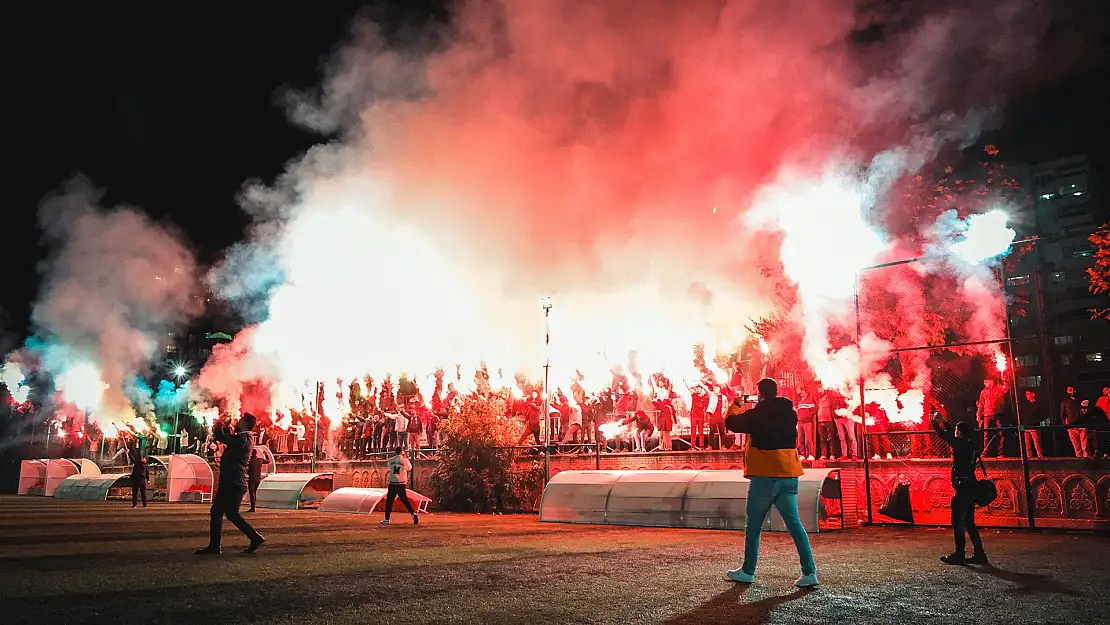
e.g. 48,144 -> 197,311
853,251 -> 1109,530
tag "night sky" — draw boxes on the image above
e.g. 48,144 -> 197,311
5,1 -> 1108,344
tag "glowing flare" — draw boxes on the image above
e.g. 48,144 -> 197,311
951,210 -> 1016,264
995,352 -> 1007,374
55,361 -> 105,413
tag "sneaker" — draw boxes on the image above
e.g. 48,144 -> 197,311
727,568 -> 755,583
379,519 -> 390,525
243,535 -> 266,554
194,546 -> 221,555
886,453 -> 893,459
413,514 -> 419,525
940,553 -> 965,565
966,552 -> 988,565
807,455 -> 816,461
796,572 -> 820,587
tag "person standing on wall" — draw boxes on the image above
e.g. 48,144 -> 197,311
247,447 -> 263,512
195,413 -> 265,554
724,378 -> 819,588
380,447 -> 419,525
976,378 -> 1008,458
130,448 -> 148,509
1020,390 -> 1049,458
796,387 -> 817,461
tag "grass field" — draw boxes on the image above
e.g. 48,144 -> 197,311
0,495 -> 1105,624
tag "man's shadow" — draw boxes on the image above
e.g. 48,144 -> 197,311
661,585 -> 814,625
970,564 -> 1085,597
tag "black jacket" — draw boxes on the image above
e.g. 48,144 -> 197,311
215,424 -> 254,489
932,419 -> 979,488
725,397 -> 798,450
130,453 -> 148,480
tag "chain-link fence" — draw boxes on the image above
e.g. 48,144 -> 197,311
854,252 -> 1109,530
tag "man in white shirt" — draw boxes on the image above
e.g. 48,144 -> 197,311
561,401 -> 584,444
384,411 -> 410,449
380,447 -> 419,525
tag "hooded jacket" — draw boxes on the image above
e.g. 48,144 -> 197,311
725,396 -> 804,478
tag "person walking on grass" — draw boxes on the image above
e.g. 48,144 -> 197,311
380,447 -> 419,525
724,378 -> 818,588
195,413 -> 265,555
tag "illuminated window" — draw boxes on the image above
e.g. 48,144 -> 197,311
1006,275 -> 1030,287
1015,355 -> 1039,367
1017,375 -> 1042,388
1060,353 -> 1072,366
1087,352 -> 1104,363
1054,335 -> 1073,346
1039,193 -> 1054,200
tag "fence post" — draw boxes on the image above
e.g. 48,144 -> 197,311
856,271 -> 873,524
1017,425 -> 1036,529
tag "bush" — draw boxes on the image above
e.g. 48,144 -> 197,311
430,394 -> 545,512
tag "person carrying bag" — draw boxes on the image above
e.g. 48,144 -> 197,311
932,417 -> 989,565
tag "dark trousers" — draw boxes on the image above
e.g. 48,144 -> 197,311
248,480 -> 260,510
708,420 -> 727,449
384,482 -> 415,519
817,422 -> 835,458
131,478 -> 147,507
951,486 -> 984,556
979,416 -> 1003,457
209,486 -> 261,548
517,424 -> 541,446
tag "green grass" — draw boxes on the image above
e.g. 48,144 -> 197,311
0,496 -> 1104,624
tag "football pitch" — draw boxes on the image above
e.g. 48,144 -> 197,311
0,496 -> 1105,624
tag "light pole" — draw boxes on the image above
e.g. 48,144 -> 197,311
541,296 -> 553,483
173,365 -> 187,454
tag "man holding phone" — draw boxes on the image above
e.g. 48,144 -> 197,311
724,378 -> 818,587
195,413 -> 265,554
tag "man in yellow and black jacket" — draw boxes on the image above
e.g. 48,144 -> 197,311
724,378 -> 818,588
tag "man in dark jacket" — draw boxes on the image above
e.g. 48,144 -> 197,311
130,448 -> 148,508
196,413 -> 265,554
932,417 -> 987,565
723,378 -> 817,588
1060,385 -> 1088,458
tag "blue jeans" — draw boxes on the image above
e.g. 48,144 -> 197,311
743,476 -> 816,576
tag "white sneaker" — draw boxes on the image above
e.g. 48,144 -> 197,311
807,455 -> 815,461
796,572 -> 820,587
727,568 -> 755,583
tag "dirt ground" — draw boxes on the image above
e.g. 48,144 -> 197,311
0,496 -> 1105,625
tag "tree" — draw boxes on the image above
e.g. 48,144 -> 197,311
429,393 -> 544,512
1087,222 -> 1110,320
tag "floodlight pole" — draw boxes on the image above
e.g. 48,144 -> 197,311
856,271 -> 873,525
542,296 -> 553,484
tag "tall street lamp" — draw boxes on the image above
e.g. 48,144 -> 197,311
540,296 -> 553,483
172,364 -> 187,454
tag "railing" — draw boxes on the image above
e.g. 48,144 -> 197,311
860,424 -> 1108,530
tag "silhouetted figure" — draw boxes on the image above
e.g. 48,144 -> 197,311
248,448 -> 263,512
932,417 -> 988,565
380,447 -> 418,525
130,449 -> 148,509
195,413 -> 265,554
